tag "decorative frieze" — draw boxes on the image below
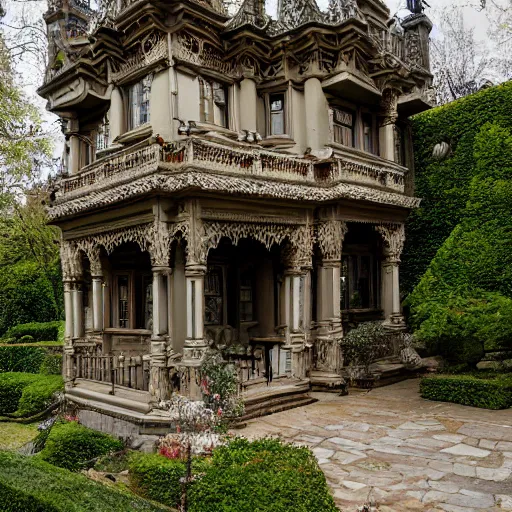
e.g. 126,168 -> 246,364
111,32 -> 168,83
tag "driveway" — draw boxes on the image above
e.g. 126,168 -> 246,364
239,380 -> 512,511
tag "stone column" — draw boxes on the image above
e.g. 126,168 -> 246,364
304,77 -> 330,151
375,224 -> 406,329
379,89 -> 399,162
239,77 -> 258,133
72,281 -> 84,339
109,87 -> 124,142
63,280 -> 74,383
315,220 -> 347,375
149,266 -> 171,404
87,246 -> 104,333
69,134 -> 80,174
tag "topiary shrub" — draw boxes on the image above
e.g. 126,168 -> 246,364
39,354 -> 63,375
0,373 -> 63,417
187,438 -> 338,512
0,451 -> 170,512
2,321 -> 63,343
38,422 -> 124,471
420,374 -> 512,409
0,345 -> 46,373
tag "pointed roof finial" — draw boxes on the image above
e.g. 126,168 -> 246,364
225,0 -> 270,32
277,0 -> 323,30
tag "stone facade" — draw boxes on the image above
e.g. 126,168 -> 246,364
39,0 -> 432,412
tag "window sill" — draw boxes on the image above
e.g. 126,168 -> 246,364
327,142 -> 407,171
260,135 -> 296,148
113,123 -> 153,146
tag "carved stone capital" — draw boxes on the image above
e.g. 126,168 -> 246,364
85,245 -> 103,277
148,220 -> 170,267
380,89 -> 400,126
316,220 -> 348,261
375,223 -> 405,262
60,240 -> 83,280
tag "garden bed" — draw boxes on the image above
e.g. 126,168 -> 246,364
420,373 -> 512,409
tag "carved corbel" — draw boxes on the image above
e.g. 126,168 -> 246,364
148,219 -> 171,268
380,89 -> 400,127
60,240 -> 83,280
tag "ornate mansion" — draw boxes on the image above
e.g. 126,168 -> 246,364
40,0 -> 432,431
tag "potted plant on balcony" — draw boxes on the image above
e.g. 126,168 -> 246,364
341,322 -> 387,388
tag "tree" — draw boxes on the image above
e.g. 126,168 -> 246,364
484,0 -> 512,79
430,6 -> 491,105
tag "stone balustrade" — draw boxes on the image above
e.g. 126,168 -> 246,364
55,137 -> 407,202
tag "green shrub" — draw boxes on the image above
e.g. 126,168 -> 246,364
129,453 -> 188,508
2,338 -> 17,345
0,451 -> 170,511
188,438 -> 338,512
0,373 -> 63,416
420,374 -> 512,409
2,321 -> 63,343
39,422 -> 124,471
39,354 -> 62,375
0,345 -> 46,373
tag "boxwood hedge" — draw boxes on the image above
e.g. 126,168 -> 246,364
420,374 -> 512,409
0,451 -> 170,512
38,422 -> 124,472
131,438 -> 338,512
0,373 -> 63,417
2,321 -> 63,343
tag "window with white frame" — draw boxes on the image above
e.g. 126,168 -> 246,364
332,107 -> 355,147
269,93 -> 285,136
128,76 -> 152,130
199,77 -> 227,127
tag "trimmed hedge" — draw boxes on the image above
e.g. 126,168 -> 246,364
2,321 -> 63,343
131,438 -> 338,512
0,373 -> 63,417
39,354 -> 62,375
0,346 -> 46,373
39,422 -> 124,471
420,374 -> 512,409
0,451 -> 170,512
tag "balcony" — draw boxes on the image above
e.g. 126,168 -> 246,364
51,137 -> 415,215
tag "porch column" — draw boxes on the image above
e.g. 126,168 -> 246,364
88,247 -> 103,333
72,281 -> 84,339
379,89 -> 399,162
150,266 -> 171,403
376,224 -> 406,329
63,280 -> 74,382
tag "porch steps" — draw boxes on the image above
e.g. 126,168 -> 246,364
68,379 -> 152,414
370,359 -> 415,388
238,380 -> 316,422
310,370 -> 347,393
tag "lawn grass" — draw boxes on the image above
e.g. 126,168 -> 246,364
0,422 -> 38,450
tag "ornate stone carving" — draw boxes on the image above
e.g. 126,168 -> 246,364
85,245 -> 103,277
49,170 -> 419,221
277,0 -> 323,30
380,88 -> 399,126
147,220 -> 171,268
316,220 -> 348,261
60,240 -> 83,280
326,0 -> 359,23
375,223 -> 405,261
111,32 -> 168,83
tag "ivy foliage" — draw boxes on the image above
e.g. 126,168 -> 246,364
403,81 -> 512,295
406,120 -> 512,363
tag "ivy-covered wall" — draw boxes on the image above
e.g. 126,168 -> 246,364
402,81 -> 512,296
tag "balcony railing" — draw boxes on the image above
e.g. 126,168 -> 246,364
56,137 -> 407,202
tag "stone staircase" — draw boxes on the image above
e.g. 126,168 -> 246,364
238,378 -> 316,422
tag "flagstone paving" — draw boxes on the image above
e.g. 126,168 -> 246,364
239,380 -> 512,511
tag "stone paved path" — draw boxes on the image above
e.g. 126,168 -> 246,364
238,380 -> 512,511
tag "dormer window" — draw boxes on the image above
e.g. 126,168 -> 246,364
333,108 -> 354,147
199,77 -> 227,127
128,76 -> 152,130
269,93 -> 285,136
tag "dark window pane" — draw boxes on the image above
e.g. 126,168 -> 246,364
118,276 -> 129,328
